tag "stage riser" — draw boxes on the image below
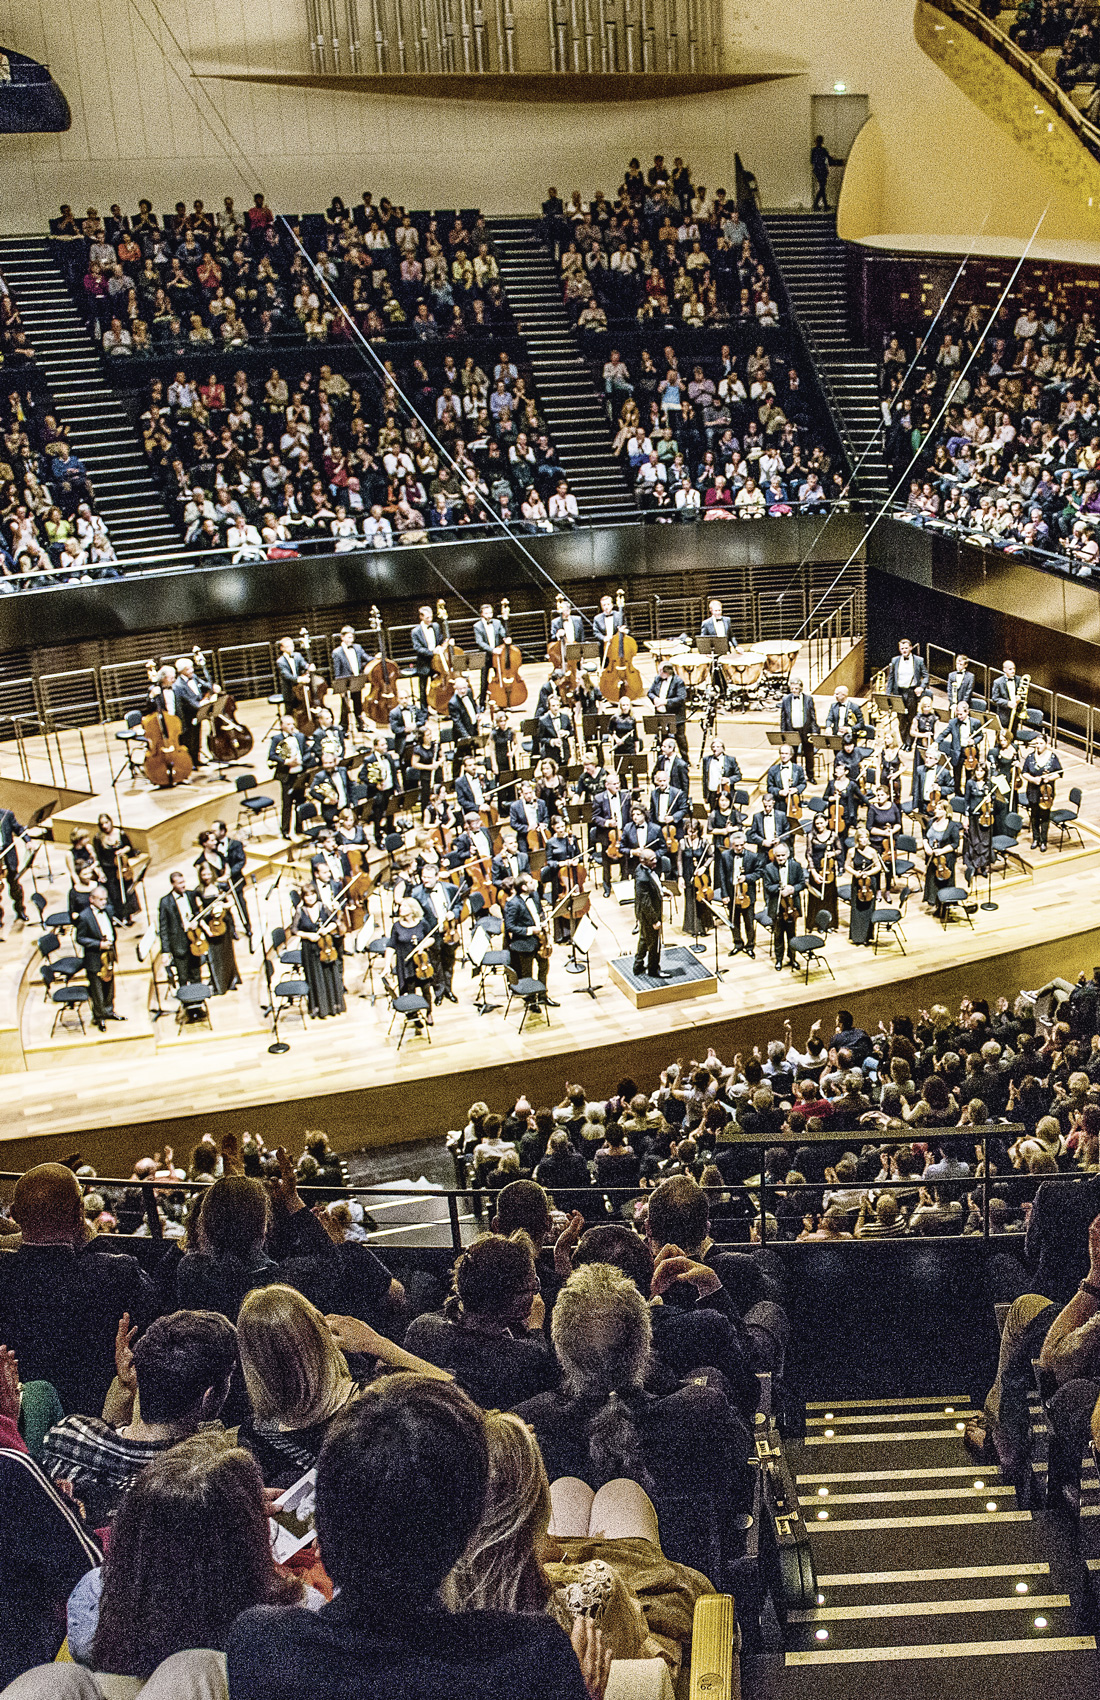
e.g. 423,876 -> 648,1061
3,923 -> 1098,1178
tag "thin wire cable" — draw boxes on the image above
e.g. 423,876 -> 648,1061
770,209 -> 993,609
794,203 -> 1050,640
130,0 -> 594,621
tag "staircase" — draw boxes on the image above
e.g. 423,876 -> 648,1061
488,219 -> 638,526
760,212 -> 892,508
0,237 -> 187,566
769,1392 -> 1096,1700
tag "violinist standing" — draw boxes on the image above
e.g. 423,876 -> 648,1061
293,884 -> 347,1018
503,873 -> 556,1002
448,676 -> 481,776
76,886 -> 122,1030
721,829 -> 761,957
410,865 -> 461,1005
541,815 -> 584,943
384,897 -> 435,1026
0,806 -> 29,924
647,662 -> 688,758
158,870 -> 201,994
194,868 -> 241,994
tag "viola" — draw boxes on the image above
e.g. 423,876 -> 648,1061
487,597 -> 528,710
786,789 -> 803,826
1039,775 -> 1056,809
427,598 -> 459,716
208,692 -> 254,764
693,852 -> 714,906
598,588 -> 643,702
364,604 -> 401,727
855,867 -> 877,903
605,825 -> 622,862
142,709 -> 193,788
977,789 -> 995,829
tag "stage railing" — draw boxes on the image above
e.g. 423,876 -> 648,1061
0,1125 -> 1034,1256
926,641 -> 1098,761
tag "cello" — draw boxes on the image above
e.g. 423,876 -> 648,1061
598,589 -> 643,702
487,597 -> 528,710
363,605 -> 401,727
427,599 -> 459,716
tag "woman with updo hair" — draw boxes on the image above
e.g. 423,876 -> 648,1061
514,1263 -> 752,1575
403,1232 -> 555,1409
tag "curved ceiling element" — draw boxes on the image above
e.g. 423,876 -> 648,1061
0,48 -> 70,133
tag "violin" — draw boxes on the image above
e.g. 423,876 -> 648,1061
142,708 -> 193,788
855,866 -> 877,903
605,825 -> 622,863
778,887 -> 800,922
786,789 -> 803,826
693,851 -> 714,906
97,942 -> 117,983
663,819 -> 681,857
411,924 -> 437,979
977,788 -> 995,829
487,598 -> 528,710
427,599 -> 459,716
598,589 -> 643,703
825,793 -> 846,834
1039,775 -> 1056,809
364,605 -> 401,727
933,848 -> 953,883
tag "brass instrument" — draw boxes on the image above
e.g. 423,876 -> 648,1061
274,734 -> 301,769
865,667 -> 888,730
314,776 -> 339,805
1009,673 -> 1031,735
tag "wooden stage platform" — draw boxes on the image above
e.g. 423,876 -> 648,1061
0,641 -> 1098,1174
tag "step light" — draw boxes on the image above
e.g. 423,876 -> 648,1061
973,1481 -> 984,1490
1034,1616 -> 1048,1629
815,1628 -> 829,1641
1016,1582 -> 1029,1594
986,1500 -> 998,1512
818,1487 -> 830,1496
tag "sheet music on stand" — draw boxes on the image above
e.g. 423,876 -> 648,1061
696,635 -> 730,658
565,642 -> 600,666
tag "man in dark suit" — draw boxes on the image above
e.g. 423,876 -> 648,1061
766,744 -> 807,812
592,593 -> 623,646
780,676 -> 820,780
937,703 -> 982,794
622,804 -> 666,877
410,862 -> 461,1004
0,806 -> 29,923
761,841 -> 806,970
389,692 -> 427,759
472,602 -> 506,709
75,886 -> 122,1029
503,873 -> 555,1001
173,654 -> 215,767
748,793 -> 789,853
0,1162 -> 155,1416
310,831 -> 353,902
158,869 -> 201,990
454,756 -> 494,820
447,677 -> 481,774
309,752 -> 353,824
647,661 -> 688,758
410,604 -> 442,709
700,739 -> 741,807
824,687 -> 866,740
214,819 -> 250,942
648,771 -> 688,835
591,773 -> 630,896
268,716 -> 308,837
990,659 -> 1023,730
721,830 -> 761,957
946,653 -> 976,711
491,829 -> 530,891
331,624 -> 369,734
633,848 -> 665,977
276,635 -> 311,715
360,737 -> 400,846
549,598 -> 585,647
700,597 -> 736,646
886,638 -> 929,747
508,782 -> 550,854
653,735 -> 691,801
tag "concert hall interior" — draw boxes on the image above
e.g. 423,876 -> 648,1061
8,4 -> 1100,1696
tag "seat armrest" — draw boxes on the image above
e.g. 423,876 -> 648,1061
689,1594 -> 739,1700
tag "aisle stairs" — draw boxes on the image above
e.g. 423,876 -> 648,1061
763,1391 -> 1096,1700
0,236 -> 185,565
486,218 -> 637,525
759,212 -> 892,508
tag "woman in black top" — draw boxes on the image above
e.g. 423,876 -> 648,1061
922,800 -> 961,912
292,884 -> 346,1018
846,828 -> 883,947
403,1233 -> 555,1410
93,812 -> 140,924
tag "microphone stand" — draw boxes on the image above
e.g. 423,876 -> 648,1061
980,805 -> 998,912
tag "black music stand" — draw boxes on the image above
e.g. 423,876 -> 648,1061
765,730 -> 789,747
875,693 -> 908,718
649,712 -> 681,748
565,641 -> 600,670
810,734 -> 846,756
695,633 -> 730,702
617,753 -> 649,787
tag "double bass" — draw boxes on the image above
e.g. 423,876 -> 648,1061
487,598 -> 528,710
201,647 -> 254,764
294,629 -> 328,735
142,663 -> 193,788
363,605 -> 400,727
598,589 -> 643,702
427,599 -> 459,715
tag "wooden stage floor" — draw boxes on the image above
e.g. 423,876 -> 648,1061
1,645 -> 1098,1170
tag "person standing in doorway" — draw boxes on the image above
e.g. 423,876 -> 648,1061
812,135 -> 844,211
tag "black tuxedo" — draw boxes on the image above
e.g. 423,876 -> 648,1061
761,856 -> 806,965
655,753 -> 691,799
886,652 -> 929,743
990,673 -> 1024,729
780,691 -> 820,779
267,727 -> 307,837
700,615 -> 736,643
766,759 -> 807,800
0,807 -> 27,918
491,849 -> 530,887
648,786 -> 688,830
411,878 -> 461,996
946,668 -> 976,709
174,671 -> 211,763
633,863 -> 665,975
310,848 -> 353,892
647,672 -> 688,757
536,711 -> 573,764
748,807 -> 790,851
473,616 -> 506,706
503,889 -> 551,985
508,796 -> 550,850
309,765 -> 352,822
331,640 -> 369,731
720,846 -> 762,950
937,716 -> 981,789
76,903 -> 119,1024
700,753 -> 741,803
825,700 -> 866,738
550,612 -> 586,645
158,886 -> 202,989
410,620 -> 443,706
455,771 -> 494,817
389,702 -> 426,756
593,608 -> 624,644
276,649 -> 310,713
448,690 -> 480,744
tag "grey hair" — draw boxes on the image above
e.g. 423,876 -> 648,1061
550,1262 -> 652,1396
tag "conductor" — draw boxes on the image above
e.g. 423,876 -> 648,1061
633,847 -> 665,978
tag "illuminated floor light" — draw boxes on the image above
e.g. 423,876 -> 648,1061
824,1428 -> 834,1437
818,1487 -> 829,1496
986,1500 -> 998,1512
1034,1616 -> 1048,1629
816,1628 -> 830,1641
973,1480 -> 984,1490
817,1510 -> 829,1520
945,1407 -> 954,1414
955,1423 -> 965,1431
824,1412 -> 833,1419
817,1594 -> 825,1605
1016,1582 -> 1029,1594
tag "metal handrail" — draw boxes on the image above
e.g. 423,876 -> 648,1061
928,0 -> 1100,167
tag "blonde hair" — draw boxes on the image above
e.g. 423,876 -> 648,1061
237,1284 -> 356,1429
442,1411 -> 552,1615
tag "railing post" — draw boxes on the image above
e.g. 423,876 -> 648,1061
758,1143 -> 767,1248
982,1130 -> 990,1246
447,1190 -> 464,1253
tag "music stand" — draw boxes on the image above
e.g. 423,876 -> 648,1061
618,753 -> 649,786
765,730 -> 789,747
696,635 -> 730,659
565,642 -> 600,669
876,693 -> 908,717
569,909 -> 602,997
651,712 -> 680,744
810,734 -> 846,754
136,927 -> 167,1020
